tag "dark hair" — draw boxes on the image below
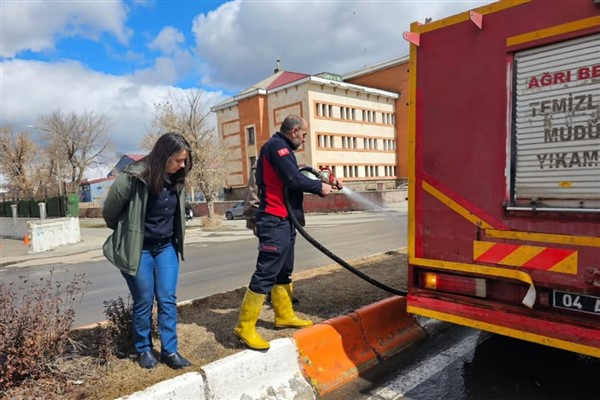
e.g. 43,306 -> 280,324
140,132 -> 193,195
280,114 -> 304,135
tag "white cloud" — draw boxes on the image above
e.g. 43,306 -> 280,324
130,51 -> 196,85
130,0 -> 156,7
0,59 -> 225,164
149,26 -> 185,55
131,26 -> 196,85
0,0 -> 132,57
192,0 -> 490,91
0,0 -> 493,176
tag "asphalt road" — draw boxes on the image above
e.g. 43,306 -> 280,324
324,323 -> 600,400
2,206 -> 407,327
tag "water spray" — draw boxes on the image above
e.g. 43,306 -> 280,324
288,167 -> 407,296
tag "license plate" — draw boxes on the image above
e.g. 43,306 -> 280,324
553,291 -> 600,315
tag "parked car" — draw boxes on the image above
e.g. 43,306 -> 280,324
225,201 -> 244,220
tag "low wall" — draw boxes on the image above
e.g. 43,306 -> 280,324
79,190 -> 407,219
0,217 -> 81,254
0,217 -> 30,240
304,190 -> 383,212
28,218 -> 81,253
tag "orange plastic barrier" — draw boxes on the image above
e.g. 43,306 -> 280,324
355,296 -> 426,359
294,296 -> 426,396
293,313 -> 377,395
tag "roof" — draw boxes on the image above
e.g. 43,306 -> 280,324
213,71 -> 309,109
81,177 -> 116,185
342,55 -> 409,80
211,68 -> 397,112
124,154 -> 145,161
266,71 -> 308,90
239,71 -> 308,94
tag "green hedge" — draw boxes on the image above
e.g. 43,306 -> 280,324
0,195 -> 73,218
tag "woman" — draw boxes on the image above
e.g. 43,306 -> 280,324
102,132 -> 193,369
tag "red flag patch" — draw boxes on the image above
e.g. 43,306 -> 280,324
277,148 -> 290,157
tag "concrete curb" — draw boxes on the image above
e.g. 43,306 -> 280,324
118,296 -> 441,400
202,338 -> 314,399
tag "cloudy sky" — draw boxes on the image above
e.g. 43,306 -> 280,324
1,0 -> 489,178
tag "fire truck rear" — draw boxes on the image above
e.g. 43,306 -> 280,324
405,0 -> 600,357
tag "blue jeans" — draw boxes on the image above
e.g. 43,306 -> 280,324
122,242 -> 179,355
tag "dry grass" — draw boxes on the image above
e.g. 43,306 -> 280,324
2,250 -> 407,399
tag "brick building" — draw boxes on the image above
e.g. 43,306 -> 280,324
212,57 -> 409,199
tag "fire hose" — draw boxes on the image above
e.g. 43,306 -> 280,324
284,166 -> 408,296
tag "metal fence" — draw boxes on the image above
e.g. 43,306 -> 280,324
0,194 -> 79,218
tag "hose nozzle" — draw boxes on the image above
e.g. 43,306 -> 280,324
319,166 -> 343,190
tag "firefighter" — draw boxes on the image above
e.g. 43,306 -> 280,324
234,114 -> 340,350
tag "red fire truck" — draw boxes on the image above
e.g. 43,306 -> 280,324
405,0 -> 600,358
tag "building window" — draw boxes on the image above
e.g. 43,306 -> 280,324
247,126 -> 255,145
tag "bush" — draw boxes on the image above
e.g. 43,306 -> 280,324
99,296 -> 159,362
100,296 -> 133,359
0,272 -> 88,392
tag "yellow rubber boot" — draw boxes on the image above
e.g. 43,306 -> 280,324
272,284 -> 313,329
233,288 -> 270,350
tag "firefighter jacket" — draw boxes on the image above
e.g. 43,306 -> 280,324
256,132 -> 322,223
102,162 -> 186,276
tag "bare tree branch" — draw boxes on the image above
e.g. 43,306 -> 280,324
38,110 -> 114,191
0,126 -> 42,197
145,90 -> 228,221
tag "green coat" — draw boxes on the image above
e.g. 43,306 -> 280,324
102,162 -> 186,276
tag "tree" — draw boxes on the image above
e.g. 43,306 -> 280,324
144,90 -> 229,222
0,126 -> 40,197
38,110 -> 114,191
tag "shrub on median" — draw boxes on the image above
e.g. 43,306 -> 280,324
0,272 -> 89,392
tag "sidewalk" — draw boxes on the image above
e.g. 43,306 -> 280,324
0,217 -> 248,269
0,202 -> 407,269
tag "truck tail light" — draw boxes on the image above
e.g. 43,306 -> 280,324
418,271 -> 487,298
